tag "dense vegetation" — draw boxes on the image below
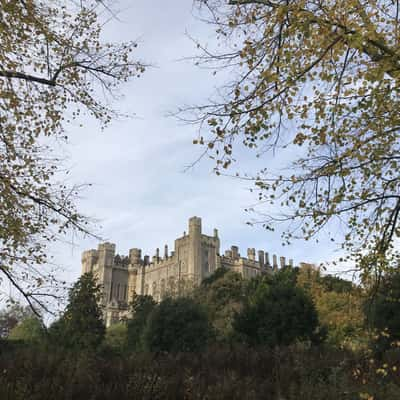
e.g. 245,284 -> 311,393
1,267 -> 399,399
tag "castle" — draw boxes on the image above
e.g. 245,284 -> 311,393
81,216 -> 294,326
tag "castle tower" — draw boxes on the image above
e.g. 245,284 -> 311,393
128,248 -> 141,300
188,216 -> 202,284
81,249 -> 98,274
213,228 -> 221,270
96,242 -> 115,305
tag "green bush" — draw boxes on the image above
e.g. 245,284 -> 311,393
104,323 -> 127,353
49,272 -> 105,351
234,273 -> 320,347
127,294 -> 156,351
0,345 -> 398,400
367,272 -> 400,352
142,297 -> 212,352
8,317 -> 44,344
193,269 -> 246,342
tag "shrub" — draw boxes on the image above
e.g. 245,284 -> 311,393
234,273 -> 320,347
127,294 -> 156,351
143,297 -> 212,352
48,272 -> 105,350
8,317 -> 44,344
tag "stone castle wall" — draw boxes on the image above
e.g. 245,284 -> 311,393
81,216 -> 294,326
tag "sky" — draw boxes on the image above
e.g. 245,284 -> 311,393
47,0 -> 346,287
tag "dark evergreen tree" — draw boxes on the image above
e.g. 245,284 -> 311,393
142,297 -> 212,352
367,272 -> 400,352
126,294 -> 156,351
8,317 -> 45,344
0,303 -> 35,338
194,269 -> 246,342
234,272 -> 320,347
49,272 -> 105,350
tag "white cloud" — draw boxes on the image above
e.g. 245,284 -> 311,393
45,0 -> 346,292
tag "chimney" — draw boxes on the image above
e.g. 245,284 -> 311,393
247,248 -> 255,261
258,250 -> 265,269
164,245 -> 168,259
231,246 -> 239,260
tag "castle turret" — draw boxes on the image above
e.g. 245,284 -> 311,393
188,216 -> 202,283
97,242 -> 116,304
129,248 -> 142,265
81,249 -> 98,274
265,252 -> 270,266
258,250 -> 265,269
213,227 -> 221,270
273,254 -> 278,269
164,245 -> 168,259
231,245 -> 239,260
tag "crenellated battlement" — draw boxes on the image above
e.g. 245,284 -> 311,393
221,245 -> 294,270
81,216 -> 297,326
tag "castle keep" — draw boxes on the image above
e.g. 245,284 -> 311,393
81,216 -> 294,326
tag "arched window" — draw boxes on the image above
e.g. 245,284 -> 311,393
109,282 -> 114,301
123,284 -> 127,301
144,284 -> 149,295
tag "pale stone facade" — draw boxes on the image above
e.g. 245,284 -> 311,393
81,216 -> 294,326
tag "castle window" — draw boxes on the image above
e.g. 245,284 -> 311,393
109,282 -> 114,301
117,283 -> 120,300
123,284 -> 127,301
144,284 -> 149,295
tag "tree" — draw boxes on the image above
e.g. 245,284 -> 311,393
0,0 -> 145,311
186,0 -> 400,272
234,272 -> 320,346
142,297 -> 212,352
126,294 -> 156,351
8,316 -> 45,344
0,302 -> 36,338
193,268 -> 246,341
367,271 -> 400,351
49,272 -> 105,350
105,323 -> 128,353
297,265 -> 365,348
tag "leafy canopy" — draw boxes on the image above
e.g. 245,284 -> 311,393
0,0 -> 145,310
49,272 -> 105,350
0,302 -> 36,338
194,268 -> 246,341
234,271 -> 320,346
297,264 -> 365,348
366,271 -> 400,351
188,0 -> 400,272
142,297 -> 212,352
8,316 -> 45,344
127,294 -> 156,351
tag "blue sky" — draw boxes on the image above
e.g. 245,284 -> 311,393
48,0 -> 346,286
